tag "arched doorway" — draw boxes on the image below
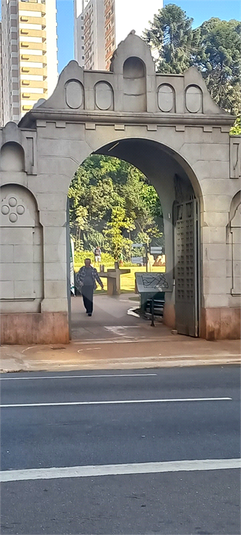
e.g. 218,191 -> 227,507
69,137 -> 201,338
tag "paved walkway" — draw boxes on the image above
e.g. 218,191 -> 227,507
1,295 -> 240,373
71,294 -> 171,341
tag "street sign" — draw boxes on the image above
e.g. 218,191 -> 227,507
135,272 -> 172,293
131,257 -> 144,264
150,247 -> 163,254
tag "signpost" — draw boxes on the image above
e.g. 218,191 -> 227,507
132,243 -> 148,271
150,246 -> 163,255
70,237 -> 75,295
131,257 -> 144,264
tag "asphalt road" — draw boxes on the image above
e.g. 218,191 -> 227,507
1,366 -> 240,535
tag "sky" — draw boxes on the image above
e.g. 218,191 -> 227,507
0,1 -> 240,73
57,0 -> 240,73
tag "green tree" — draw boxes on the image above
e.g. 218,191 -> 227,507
103,207 -> 135,261
121,168 -> 163,245
144,4 -> 194,73
144,6 -> 241,115
68,155 -> 164,255
230,116 -> 241,136
68,156 -> 122,249
192,18 -> 241,114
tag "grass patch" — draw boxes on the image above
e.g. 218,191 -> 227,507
75,264 -> 165,294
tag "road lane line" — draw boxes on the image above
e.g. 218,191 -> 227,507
1,458 -> 240,483
72,339 -> 167,344
0,397 -> 232,408
0,373 -> 157,381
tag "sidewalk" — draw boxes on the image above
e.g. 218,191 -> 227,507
1,295 -> 240,373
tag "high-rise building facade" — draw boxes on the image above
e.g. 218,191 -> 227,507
74,0 -> 108,70
74,0 -> 163,71
0,22 -> 3,125
104,0 -> 115,70
1,0 -> 58,124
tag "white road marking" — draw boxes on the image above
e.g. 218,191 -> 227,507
0,397 -> 232,408
1,458 -> 240,483
0,373 -> 157,381
72,338 -> 164,344
104,326 -> 141,329
77,347 -> 101,352
104,326 -> 136,337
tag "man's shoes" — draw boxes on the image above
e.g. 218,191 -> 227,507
88,313 -> 92,316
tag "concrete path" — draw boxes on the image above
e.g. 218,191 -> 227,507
1,295 -> 240,373
71,294 -> 171,340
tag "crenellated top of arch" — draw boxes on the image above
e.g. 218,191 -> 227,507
14,33 -> 234,130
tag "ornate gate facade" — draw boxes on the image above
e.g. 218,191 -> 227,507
0,33 -> 240,343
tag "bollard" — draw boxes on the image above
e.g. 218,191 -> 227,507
151,296 -> 155,327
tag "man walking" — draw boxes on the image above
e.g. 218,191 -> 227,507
77,258 -> 103,316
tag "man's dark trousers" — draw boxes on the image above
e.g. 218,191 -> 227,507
82,285 -> 94,314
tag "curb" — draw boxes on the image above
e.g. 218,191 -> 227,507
1,354 -> 240,373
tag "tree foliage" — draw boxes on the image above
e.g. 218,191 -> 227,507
145,4 -> 194,74
68,155 -> 163,259
192,18 -> 241,114
103,206 -> 135,261
230,116 -> 241,136
144,5 -> 241,115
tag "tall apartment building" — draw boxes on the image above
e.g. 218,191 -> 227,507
74,0 -> 163,71
1,0 -> 58,124
0,22 -> 3,125
74,0 -> 108,70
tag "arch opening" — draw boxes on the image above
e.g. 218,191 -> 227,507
68,137 -> 201,339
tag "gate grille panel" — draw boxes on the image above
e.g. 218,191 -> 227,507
175,200 -> 198,336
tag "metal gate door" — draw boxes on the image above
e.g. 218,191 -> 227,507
174,199 -> 199,337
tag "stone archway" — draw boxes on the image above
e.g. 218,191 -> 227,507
0,33 -> 240,343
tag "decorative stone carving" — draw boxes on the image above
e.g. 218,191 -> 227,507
17,205 -> 25,215
1,205 -> 10,215
95,82 -> 113,110
0,184 -> 42,301
9,213 -> 18,223
1,199 -> 26,223
185,85 -> 203,113
158,84 -> 175,112
0,186 -> 35,227
65,80 -> 84,109
9,197 -> 17,207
